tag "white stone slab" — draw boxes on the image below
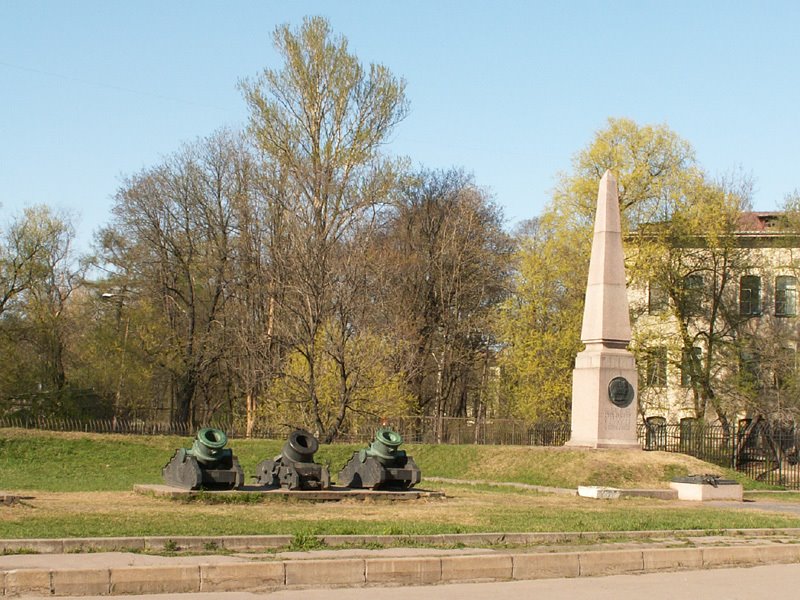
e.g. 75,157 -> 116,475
577,486 -> 622,499
669,481 -> 743,501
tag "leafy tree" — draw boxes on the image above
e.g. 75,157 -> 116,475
553,117 -> 699,229
0,206 -> 89,415
240,16 -> 408,440
497,213 -> 587,421
628,173 -> 753,431
502,117 -> 752,427
0,206 -> 69,316
68,290 -> 156,420
258,324 -> 412,434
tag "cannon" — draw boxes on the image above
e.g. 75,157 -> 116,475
337,428 -> 421,490
254,429 -> 330,490
162,428 -> 244,491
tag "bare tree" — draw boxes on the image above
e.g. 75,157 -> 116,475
100,131 -> 251,423
374,169 -> 513,437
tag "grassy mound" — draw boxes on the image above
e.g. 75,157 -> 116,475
0,428 -> 757,492
0,429 -> 794,539
412,444 -> 754,489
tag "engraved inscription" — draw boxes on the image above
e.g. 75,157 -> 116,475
604,410 -> 632,431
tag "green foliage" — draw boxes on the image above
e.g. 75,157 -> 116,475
497,214 -> 588,421
241,16 -> 408,181
500,117 -> 755,424
553,117 -> 698,229
257,327 -> 413,435
0,206 -> 86,412
289,532 -> 326,551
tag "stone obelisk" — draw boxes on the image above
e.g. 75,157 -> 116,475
567,170 -> 640,449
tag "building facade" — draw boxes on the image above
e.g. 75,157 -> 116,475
629,213 -> 800,425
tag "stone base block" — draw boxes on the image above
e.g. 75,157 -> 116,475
441,554 -> 513,582
669,481 -> 743,501
512,552 -> 580,579
110,565 -> 200,594
578,549 -> 644,576
284,558 -> 365,586
5,569 -> 51,596
578,486 -> 622,499
578,486 -> 678,500
366,556 -> 441,585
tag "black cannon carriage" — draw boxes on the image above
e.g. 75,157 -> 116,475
337,428 -> 421,490
254,429 -> 331,490
162,427 -> 244,491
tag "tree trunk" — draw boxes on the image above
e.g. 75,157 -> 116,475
246,392 -> 255,438
174,371 -> 196,424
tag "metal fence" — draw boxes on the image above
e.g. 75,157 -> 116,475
0,415 -> 570,446
640,417 -> 800,489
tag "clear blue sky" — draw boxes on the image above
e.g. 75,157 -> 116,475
2,1 -> 799,251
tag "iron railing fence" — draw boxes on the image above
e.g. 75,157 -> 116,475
0,415 -> 570,446
639,421 -> 735,467
640,418 -> 800,489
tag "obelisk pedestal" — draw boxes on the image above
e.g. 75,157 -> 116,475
567,171 -> 640,449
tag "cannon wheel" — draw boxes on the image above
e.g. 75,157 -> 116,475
230,456 -> 245,490
277,465 -> 301,490
162,449 -> 202,490
337,454 -> 384,489
254,459 -> 279,487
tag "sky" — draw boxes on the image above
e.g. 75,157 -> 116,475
2,1 -> 800,251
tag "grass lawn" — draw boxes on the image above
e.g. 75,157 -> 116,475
1,429 -> 795,540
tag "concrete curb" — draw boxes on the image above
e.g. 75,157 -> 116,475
5,528 -> 800,554
4,543 -> 800,596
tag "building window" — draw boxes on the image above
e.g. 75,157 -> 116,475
648,281 -> 668,314
644,347 -> 668,388
681,346 -> 702,388
680,274 -> 703,316
739,275 -> 761,316
739,349 -> 762,390
775,276 -> 798,317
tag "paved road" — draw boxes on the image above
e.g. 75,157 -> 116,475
22,563 -> 800,599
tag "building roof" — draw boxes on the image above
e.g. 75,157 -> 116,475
737,212 -> 783,232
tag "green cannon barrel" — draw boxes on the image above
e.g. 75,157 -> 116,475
338,427 -> 421,489
364,428 -> 405,465
189,428 -> 230,464
162,427 -> 243,490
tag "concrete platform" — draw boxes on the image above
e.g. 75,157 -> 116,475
134,484 -> 445,501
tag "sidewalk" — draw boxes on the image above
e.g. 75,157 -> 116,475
3,529 -> 800,596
